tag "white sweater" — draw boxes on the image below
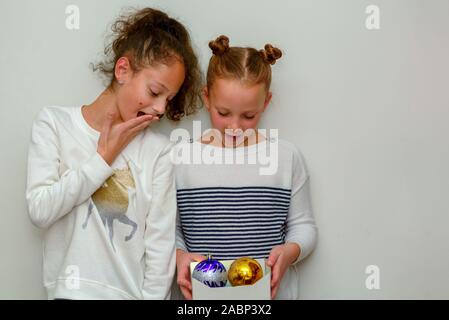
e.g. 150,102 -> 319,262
26,106 -> 176,300
173,138 -> 318,299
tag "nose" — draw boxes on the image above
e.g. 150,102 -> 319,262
144,99 -> 167,116
226,119 -> 242,133
153,101 -> 167,115
153,102 -> 167,114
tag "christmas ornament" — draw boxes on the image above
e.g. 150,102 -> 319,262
228,257 -> 263,286
192,254 -> 227,288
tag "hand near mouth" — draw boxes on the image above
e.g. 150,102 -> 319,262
97,111 -> 159,165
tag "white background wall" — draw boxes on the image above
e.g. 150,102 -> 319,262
1,0 -> 448,299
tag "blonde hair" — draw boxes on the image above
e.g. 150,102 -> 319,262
206,35 -> 282,91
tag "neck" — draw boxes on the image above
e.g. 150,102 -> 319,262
82,87 -> 122,131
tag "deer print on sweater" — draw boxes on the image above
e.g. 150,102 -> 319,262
82,164 -> 138,251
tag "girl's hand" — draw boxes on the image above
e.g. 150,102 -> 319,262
97,111 -> 158,165
266,243 -> 301,299
176,249 -> 206,300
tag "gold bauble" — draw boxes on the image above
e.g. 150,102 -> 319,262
228,257 -> 263,286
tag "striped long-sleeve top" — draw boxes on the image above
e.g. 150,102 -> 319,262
173,137 -> 318,299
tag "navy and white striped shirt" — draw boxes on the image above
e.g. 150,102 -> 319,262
174,138 -> 317,264
177,186 -> 291,259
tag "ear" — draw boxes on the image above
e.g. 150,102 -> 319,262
114,57 -> 132,84
263,91 -> 273,112
202,86 -> 211,111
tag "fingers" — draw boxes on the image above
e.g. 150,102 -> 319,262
176,252 -> 203,300
270,251 -> 284,295
124,114 -> 157,131
177,264 -> 192,288
96,112 -> 157,166
129,118 -> 154,136
190,253 -> 207,262
127,115 -> 160,138
271,283 -> 279,300
270,261 -> 280,290
177,278 -> 192,291
107,114 -> 158,142
177,271 -> 192,300
266,246 -> 281,268
177,256 -> 193,291
180,285 -> 192,300
176,252 -> 209,301
270,252 -> 291,300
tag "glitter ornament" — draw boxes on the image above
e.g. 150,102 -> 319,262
228,257 -> 263,286
192,254 -> 227,288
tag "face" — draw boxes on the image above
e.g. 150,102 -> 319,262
114,57 -> 186,121
203,78 -> 272,146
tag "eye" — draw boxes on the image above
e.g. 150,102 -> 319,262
244,115 -> 255,120
148,89 -> 160,97
218,111 -> 229,117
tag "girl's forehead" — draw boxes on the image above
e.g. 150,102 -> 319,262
213,78 -> 264,90
139,61 -> 185,88
210,79 -> 267,108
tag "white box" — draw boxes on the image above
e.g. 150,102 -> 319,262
190,258 -> 271,300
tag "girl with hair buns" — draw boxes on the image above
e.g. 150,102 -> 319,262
173,35 -> 317,300
26,7 -> 202,299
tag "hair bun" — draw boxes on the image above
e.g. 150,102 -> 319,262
260,44 -> 282,65
209,35 -> 230,56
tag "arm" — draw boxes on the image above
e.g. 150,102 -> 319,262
285,169 -> 318,264
26,108 -> 113,229
142,143 -> 177,300
267,148 -> 318,298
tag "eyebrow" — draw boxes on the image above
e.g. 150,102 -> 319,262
149,81 -> 168,93
216,106 -> 257,114
157,81 -> 168,90
215,106 -> 230,112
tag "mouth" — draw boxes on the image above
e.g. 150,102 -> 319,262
225,130 -> 243,138
224,132 -> 242,143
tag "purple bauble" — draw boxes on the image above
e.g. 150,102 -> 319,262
192,255 -> 227,288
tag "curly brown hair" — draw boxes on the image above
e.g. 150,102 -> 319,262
93,7 -> 203,121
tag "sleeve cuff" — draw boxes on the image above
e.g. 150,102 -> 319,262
82,152 -> 114,185
176,239 -> 188,252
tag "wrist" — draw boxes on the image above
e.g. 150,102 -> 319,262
284,242 -> 301,264
98,149 -> 113,166
176,248 -> 187,258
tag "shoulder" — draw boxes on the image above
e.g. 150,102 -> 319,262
276,138 -> 310,177
276,139 -> 306,162
31,106 -> 79,134
38,105 -> 76,118
34,106 -> 77,126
